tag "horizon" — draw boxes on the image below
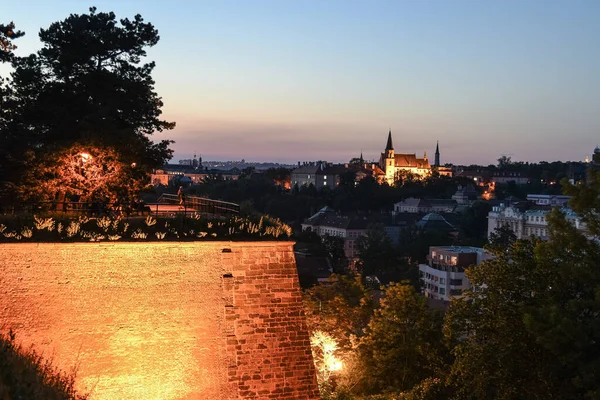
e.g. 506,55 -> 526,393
2,1 -> 599,165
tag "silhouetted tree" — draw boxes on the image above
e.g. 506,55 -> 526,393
2,8 -> 174,202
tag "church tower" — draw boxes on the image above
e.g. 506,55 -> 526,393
384,130 -> 395,183
434,141 -> 440,167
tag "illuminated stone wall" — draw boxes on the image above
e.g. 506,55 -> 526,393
0,242 -> 319,399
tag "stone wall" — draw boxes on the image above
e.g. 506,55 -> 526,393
0,242 -> 319,400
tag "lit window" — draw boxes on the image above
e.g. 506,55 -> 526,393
308,175 -> 311,179
324,175 -> 327,180
323,182 -> 327,186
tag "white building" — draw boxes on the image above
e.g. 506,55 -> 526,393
394,198 -> 457,214
301,207 -> 369,259
419,246 -> 493,302
526,194 -> 571,207
487,203 -> 585,239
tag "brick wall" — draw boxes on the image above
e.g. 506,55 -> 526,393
0,242 -> 319,400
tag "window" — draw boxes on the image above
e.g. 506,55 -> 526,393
450,279 -> 463,286
439,278 -> 445,285
450,289 -> 463,296
307,175 -> 311,179
323,182 -> 327,186
439,288 -> 446,295
324,175 -> 327,180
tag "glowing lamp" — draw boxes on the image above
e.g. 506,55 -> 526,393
80,152 -> 92,163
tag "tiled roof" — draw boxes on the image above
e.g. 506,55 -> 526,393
394,153 -> 431,169
417,213 -> 457,231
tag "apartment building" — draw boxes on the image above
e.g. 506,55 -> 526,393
419,246 -> 492,302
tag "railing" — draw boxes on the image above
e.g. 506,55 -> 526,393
156,194 -> 239,215
0,195 -> 240,218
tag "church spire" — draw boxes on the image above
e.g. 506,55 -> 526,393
434,141 -> 440,167
385,129 -> 393,151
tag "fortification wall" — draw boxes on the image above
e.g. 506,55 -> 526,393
0,242 -> 319,399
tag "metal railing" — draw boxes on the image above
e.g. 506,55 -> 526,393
0,195 -> 239,218
156,193 -> 240,215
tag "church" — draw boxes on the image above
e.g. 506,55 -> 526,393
379,130 -> 448,184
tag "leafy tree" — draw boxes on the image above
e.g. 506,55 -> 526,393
360,283 -> 447,394
303,274 -> 375,351
357,225 -> 419,286
322,236 -> 349,274
486,224 -> 517,255
21,144 -> 145,202
0,21 -> 24,202
445,175 -> 600,399
2,7 -> 174,202
458,200 -> 492,242
497,155 -> 512,169
397,224 -> 454,265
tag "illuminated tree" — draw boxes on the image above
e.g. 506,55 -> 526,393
2,8 -> 174,202
21,144 -> 145,202
304,274 -> 374,351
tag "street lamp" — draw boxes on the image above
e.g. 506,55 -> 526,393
80,152 -> 92,164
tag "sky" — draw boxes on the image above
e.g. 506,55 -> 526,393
2,0 -> 600,165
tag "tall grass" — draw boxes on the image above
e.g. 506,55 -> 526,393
0,330 -> 87,399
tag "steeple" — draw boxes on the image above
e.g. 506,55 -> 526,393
424,150 -> 427,160
385,129 -> 394,151
434,141 -> 440,167
360,151 -> 364,165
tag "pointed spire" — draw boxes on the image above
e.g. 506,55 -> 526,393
385,129 -> 393,151
435,141 -> 439,154
424,150 -> 427,159
360,151 -> 364,164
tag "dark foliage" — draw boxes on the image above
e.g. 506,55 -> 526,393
0,331 -> 87,399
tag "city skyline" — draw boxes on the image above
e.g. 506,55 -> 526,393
2,0 -> 599,164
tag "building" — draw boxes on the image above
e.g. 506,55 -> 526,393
490,171 -> 529,185
416,213 -> 458,235
419,246 -> 493,301
301,206 -> 403,260
379,130 -> 432,184
291,161 -> 385,190
526,194 -> 571,207
301,207 -> 370,259
454,169 -> 529,186
487,203 -> 585,239
394,198 -> 457,213
451,185 -> 479,205
151,164 -> 240,186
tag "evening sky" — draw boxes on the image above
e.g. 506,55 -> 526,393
2,0 -> 599,164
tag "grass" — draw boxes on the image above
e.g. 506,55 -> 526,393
0,330 -> 87,400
